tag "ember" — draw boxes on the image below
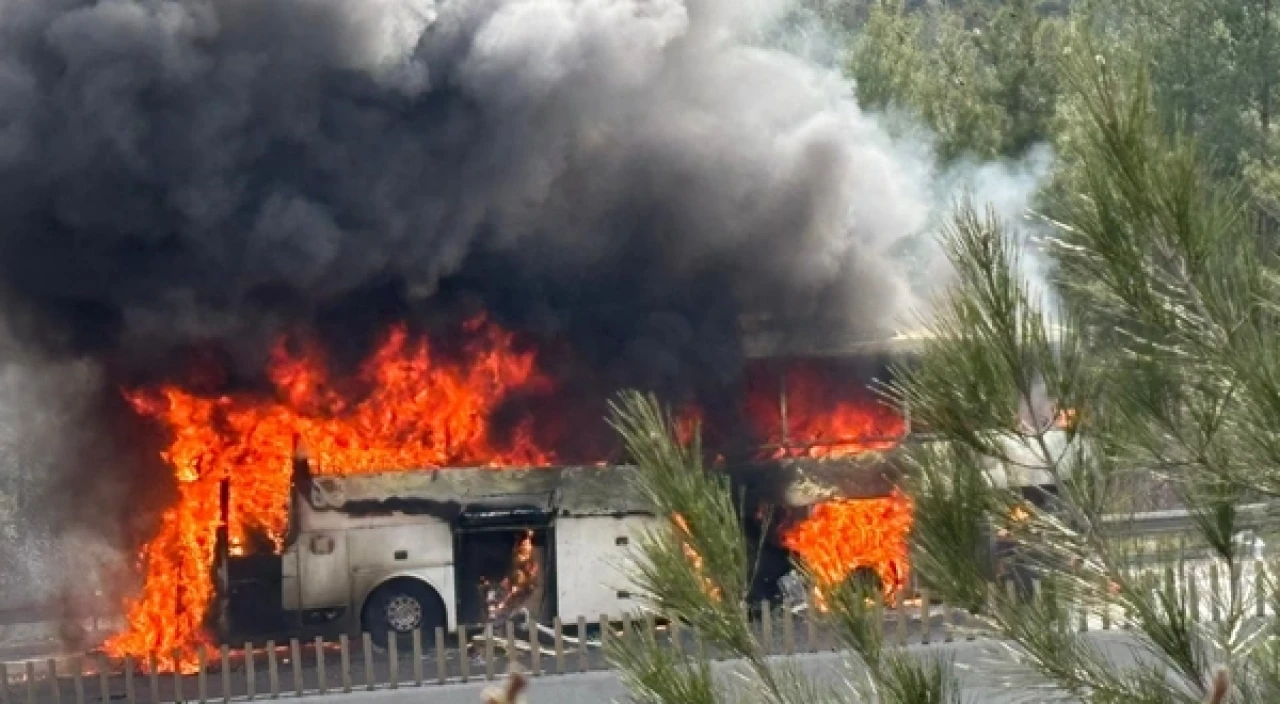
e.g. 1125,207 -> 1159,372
105,316 -> 556,669
781,490 -> 914,602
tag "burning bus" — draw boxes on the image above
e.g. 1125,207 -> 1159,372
106,318 -> 1069,662
276,456 -> 663,643
218,328 -> 1064,646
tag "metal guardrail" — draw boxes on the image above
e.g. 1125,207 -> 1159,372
0,595 -> 962,704
3,556 -> 1275,704
1100,502 -> 1277,538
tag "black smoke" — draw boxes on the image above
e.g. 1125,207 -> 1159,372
0,0 -> 925,379
0,0 -> 942,617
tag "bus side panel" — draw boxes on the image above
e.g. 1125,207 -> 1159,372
346,522 -> 457,628
554,514 -> 661,622
299,531 -> 351,610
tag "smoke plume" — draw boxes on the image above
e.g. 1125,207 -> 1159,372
0,0 -> 1050,623
0,0 -> 937,378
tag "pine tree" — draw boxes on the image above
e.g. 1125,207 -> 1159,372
602,51 -> 1280,704
892,52 -> 1280,701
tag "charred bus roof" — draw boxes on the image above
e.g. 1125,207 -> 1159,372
300,465 -> 654,519
296,454 -> 901,522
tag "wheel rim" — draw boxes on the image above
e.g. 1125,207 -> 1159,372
384,594 -> 423,632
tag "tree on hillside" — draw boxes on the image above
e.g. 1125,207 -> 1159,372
603,55 -> 1280,703
847,0 -> 1063,162
1033,0 -> 1280,235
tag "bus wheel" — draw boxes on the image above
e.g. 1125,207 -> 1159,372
361,579 -> 446,647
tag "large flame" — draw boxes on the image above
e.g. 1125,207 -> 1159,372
747,360 -> 906,459
781,490 -> 914,602
106,320 -> 922,669
105,317 -> 555,668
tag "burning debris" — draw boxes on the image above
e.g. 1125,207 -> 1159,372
481,530 -> 542,623
746,359 -> 907,459
105,316 -> 555,668
781,490 -> 914,602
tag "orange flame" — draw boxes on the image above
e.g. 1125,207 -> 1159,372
483,530 -> 542,621
672,513 -> 721,600
781,490 -> 913,603
748,361 -> 905,459
105,316 -> 555,669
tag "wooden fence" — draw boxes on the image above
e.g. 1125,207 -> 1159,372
1,558 -> 1273,704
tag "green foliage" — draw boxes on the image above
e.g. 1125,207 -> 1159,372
606,626 -> 719,704
893,53 -> 1280,701
604,390 -> 961,704
847,0 -> 1064,162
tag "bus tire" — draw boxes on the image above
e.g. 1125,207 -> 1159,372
361,579 -> 446,648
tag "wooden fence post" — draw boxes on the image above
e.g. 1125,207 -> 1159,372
760,601 -> 773,655
290,639 -> 303,698
1258,563 -> 1269,618
172,650 -> 185,703
505,622 -> 518,674
148,654 -> 160,704
782,603 -> 795,655
435,628 -> 447,685
266,641 -> 280,699
553,618 -> 565,675
919,589 -> 931,645
577,616 -> 589,672
1209,564 -> 1222,622
360,633 -> 374,692
386,635 -> 398,691
96,656 -> 110,704
220,646 -> 231,704
315,638 -> 328,695
1188,567 -> 1201,623
197,647 -> 208,703
412,630 -> 423,687
338,634 -> 351,694
805,607 -> 818,652
72,657 -> 85,704
46,659 -> 60,704
483,625 -> 495,682
244,645 -> 256,701
458,628 -> 470,683
530,619 -> 542,677
123,657 -> 136,704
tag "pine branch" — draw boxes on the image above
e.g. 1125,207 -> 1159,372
897,42 -> 1280,703
605,391 -> 963,704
